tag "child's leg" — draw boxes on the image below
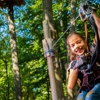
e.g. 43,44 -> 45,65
86,83 -> 100,100
76,91 -> 87,100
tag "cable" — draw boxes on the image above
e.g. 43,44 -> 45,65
53,0 -> 88,47
53,15 -> 80,47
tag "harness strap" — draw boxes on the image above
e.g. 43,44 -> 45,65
88,16 -> 99,69
78,73 -> 90,93
84,20 -> 90,52
79,13 -> 90,52
94,68 -> 100,83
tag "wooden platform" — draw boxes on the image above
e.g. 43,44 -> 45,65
0,0 -> 25,8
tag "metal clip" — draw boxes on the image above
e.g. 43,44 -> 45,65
79,2 -> 92,20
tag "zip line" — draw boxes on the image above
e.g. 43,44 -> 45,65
53,15 -> 80,47
53,0 -> 99,47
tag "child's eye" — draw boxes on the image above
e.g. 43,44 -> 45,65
77,40 -> 81,43
71,44 -> 74,47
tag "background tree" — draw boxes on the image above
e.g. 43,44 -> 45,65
0,0 -> 99,100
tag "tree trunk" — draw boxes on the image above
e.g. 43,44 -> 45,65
70,0 -> 77,32
8,4 -> 22,100
42,0 -> 65,99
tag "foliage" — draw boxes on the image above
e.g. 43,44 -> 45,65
0,0 -> 99,100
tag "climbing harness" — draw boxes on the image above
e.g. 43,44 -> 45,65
76,1 -> 100,92
78,1 -> 100,71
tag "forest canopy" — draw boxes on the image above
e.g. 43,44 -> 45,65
0,0 -> 100,100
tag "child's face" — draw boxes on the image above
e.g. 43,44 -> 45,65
68,35 -> 87,56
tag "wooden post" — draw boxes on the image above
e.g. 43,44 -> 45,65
42,20 -> 58,100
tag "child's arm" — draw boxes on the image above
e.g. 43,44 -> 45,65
68,68 -> 79,90
93,11 -> 100,41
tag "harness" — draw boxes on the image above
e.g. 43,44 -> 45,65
75,2 -> 100,92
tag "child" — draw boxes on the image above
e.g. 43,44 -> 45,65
66,31 -> 100,100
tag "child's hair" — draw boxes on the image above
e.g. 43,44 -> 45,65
66,32 -> 85,61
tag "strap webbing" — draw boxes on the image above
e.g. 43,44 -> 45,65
84,20 -> 90,52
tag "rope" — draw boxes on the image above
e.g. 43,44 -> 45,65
53,15 -> 80,47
